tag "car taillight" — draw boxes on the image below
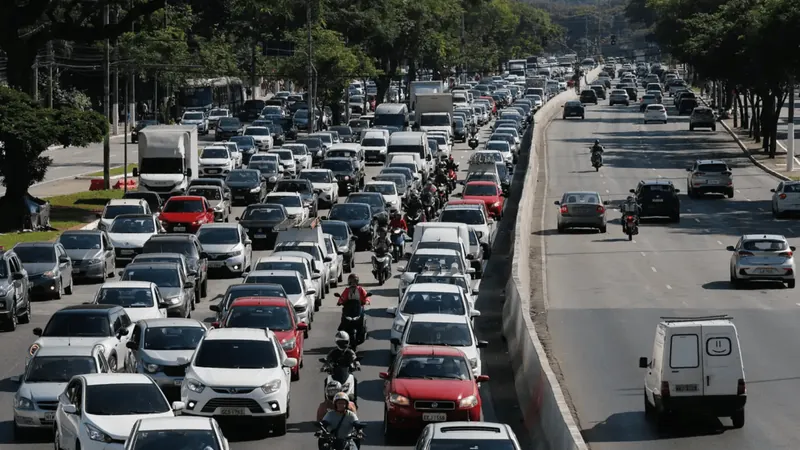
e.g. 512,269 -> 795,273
780,251 -> 793,258
737,379 -> 746,395
560,205 -> 568,214
738,251 -> 754,256
780,193 -> 787,200
660,381 -> 670,398
626,215 -> 635,222
596,206 -> 605,213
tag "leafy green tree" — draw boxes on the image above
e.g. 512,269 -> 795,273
0,87 -> 107,231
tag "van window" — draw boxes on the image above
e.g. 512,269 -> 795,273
670,334 -> 699,368
706,337 -> 731,356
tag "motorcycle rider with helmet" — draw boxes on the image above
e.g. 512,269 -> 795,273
325,331 -> 359,369
320,392 -> 363,450
591,139 -> 604,154
389,210 -> 408,232
421,180 -> 439,212
317,381 -> 357,421
337,274 -> 370,307
372,226 -> 392,253
620,195 -> 641,232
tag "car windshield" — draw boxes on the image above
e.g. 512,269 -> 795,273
331,127 -> 352,136
25,356 -> 97,383
647,105 -> 665,111
361,138 -> 385,147
131,430 -> 219,450
142,240 -> 195,257
295,110 -> 309,119
245,275 -> 301,294
194,340 -> 278,369
406,322 -> 472,347
85,383 -> 170,415
209,109 -> 227,117
395,355 -> 470,380
183,113 -> 204,120
420,114 -> 450,126
43,313 -> 110,337
123,267 -> 181,288
784,184 -> 800,193
640,185 -> 674,195
226,305 -> 293,331
440,209 -> 485,225
250,162 -> 279,176
322,160 -> 354,172
201,148 -> 228,159
187,187 -> 222,201
321,223 -> 348,240
226,171 -> 260,183
470,153 -> 502,164
365,184 -> 396,195
299,171 -> 332,183
224,286 -> 287,309
330,204 -> 370,221
104,205 -> 143,219
244,128 -> 270,136
327,150 -> 356,159
432,136 -> 447,145
242,206 -> 285,221
163,199 -> 204,213
407,254 -> 465,273
349,120 -> 369,128
464,184 -> 497,196
218,118 -> 240,127
297,139 -> 321,150
562,193 -> 599,204
97,287 -> 154,308
381,169 -> 411,181
230,136 -> 253,147
267,195 -> 302,208
497,128 -> 518,137
59,234 -> 101,250
742,240 -> 788,251
274,245 -> 321,259
15,246 -> 56,263
697,163 -> 728,172
275,181 -> 311,193
486,142 -> 509,152
285,145 -> 308,156
391,163 -> 416,173
376,176 -> 406,190
349,195 -> 383,208
110,217 -> 155,234
197,227 -> 240,245
143,326 -> 205,350
254,261 -> 308,277
271,151 -> 293,161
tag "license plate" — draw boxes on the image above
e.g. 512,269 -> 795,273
208,169 -> 219,173
174,226 -> 186,232
72,268 -> 80,274
219,408 -> 246,416
44,412 -> 55,421
675,384 -> 699,392
121,249 -> 134,255
754,268 -> 777,274
234,196 -> 245,200
255,234 -> 266,239
173,379 -> 183,386
708,180 -> 719,185
651,199 -> 663,202
208,261 -> 224,268
422,413 -> 447,422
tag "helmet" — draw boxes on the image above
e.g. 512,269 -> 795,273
333,392 -> 349,405
335,330 -> 350,349
391,210 -> 400,219
348,274 -> 359,286
326,381 -> 343,400
594,139 -> 600,145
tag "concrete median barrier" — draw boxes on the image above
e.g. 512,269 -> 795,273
502,68 -> 601,450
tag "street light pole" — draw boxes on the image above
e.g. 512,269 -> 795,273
307,0 -> 315,134
788,82 -> 795,172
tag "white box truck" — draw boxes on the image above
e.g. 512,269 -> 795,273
415,93 -> 453,139
133,125 -> 199,198
409,80 -> 445,112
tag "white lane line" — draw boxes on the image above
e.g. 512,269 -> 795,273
745,198 -> 752,201
83,160 -> 91,163
704,228 -> 711,233
658,174 -> 663,178
651,168 -> 656,171
651,266 -> 657,273
736,189 -> 741,193
694,218 -> 700,222
641,252 -> 646,256
605,189 -> 610,193
602,181 -> 606,185
788,227 -> 794,233
758,207 -> 765,212
666,284 -> 672,290
717,240 -> 723,245
796,303 -> 800,307
687,208 -> 692,212
632,240 -> 636,243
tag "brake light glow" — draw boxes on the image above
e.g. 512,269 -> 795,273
596,206 -> 605,213
560,205 -> 568,214
780,251 -> 793,258
626,215 -> 635,222
738,251 -> 754,256
780,193 -> 787,200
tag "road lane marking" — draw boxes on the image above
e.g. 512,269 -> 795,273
745,198 -> 751,201
694,218 -> 700,222
788,227 -> 794,233
632,239 -> 636,243
704,228 -> 711,233
666,284 -> 672,290
687,208 -> 691,212
758,207 -> 765,211
717,240 -> 723,245
651,266 -> 657,273
657,174 -> 663,178
605,189 -> 610,193
641,252 -> 646,256
736,189 -> 741,193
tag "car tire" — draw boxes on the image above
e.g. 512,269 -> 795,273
383,407 -> 398,441
788,280 -> 796,289
54,279 -> 63,300
557,224 -> 565,233
599,225 -> 607,233
731,409 -> 745,429
670,213 -> 680,223
581,115 -> 585,119
201,278 -> 208,298
712,126 -> 717,131
730,271 -> 742,288
644,389 -> 654,416
19,297 -> 31,325
727,189 -> 734,199
690,125 -> 694,131
108,354 -> 119,373
65,278 -> 73,295
272,413 -> 288,436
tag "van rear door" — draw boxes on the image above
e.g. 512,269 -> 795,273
666,326 -> 704,396
701,324 -> 741,396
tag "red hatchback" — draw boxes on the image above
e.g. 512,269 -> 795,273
216,296 -> 307,380
380,345 -> 488,436
158,195 -> 215,233
461,181 -> 504,219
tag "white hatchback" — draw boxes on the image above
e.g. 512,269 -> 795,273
643,104 -> 668,124
771,181 -> 800,217
728,234 -> 796,288
396,314 -> 487,375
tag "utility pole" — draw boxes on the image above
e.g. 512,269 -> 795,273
47,41 -> 54,108
129,0 -> 136,127
124,76 -> 130,192
307,0 -> 314,133
112,8 -> 120,136
103,4 -> 111,189
788,83 -> 796,172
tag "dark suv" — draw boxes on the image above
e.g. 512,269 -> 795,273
631,180 -> 680,222
689,106 -> 716,131
678,98 -> 699,115
579,89 -> 598,105
322,157 -> 361,195
141,234 -> 208,299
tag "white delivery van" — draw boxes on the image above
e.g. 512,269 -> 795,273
409,222 -> 475,262
274,218 -> 334,280
639,315 -> 746,428
387,131 -> 433,175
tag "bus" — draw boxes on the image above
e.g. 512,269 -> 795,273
178,77 -> 246,113
507,59 -> 527,77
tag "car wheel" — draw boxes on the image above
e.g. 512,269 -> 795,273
712,126 -> 717,131
108,354 -> 119,372
64,277 -> 73,295
272,413 -> 288,436
671,213 -> 680,223
19,297 -> 31,324
599,225 -> 607,233
727,189 -> 734,199
730,270 -> 742,288
54,280 -> 63,300
201,278 -> 208,297
690,125 -> 694,131
5,303 -> 16,331
731,409 -> 745,429
557,224 -> 565,233
787,280 -> 796,289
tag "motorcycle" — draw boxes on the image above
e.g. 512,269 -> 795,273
404,210 -> 425,238
437,183 -> 450,204
315,421 -> 365,450
623,214 -> 639,241
317,381 -> 357,421
371,247 -> 392,285
421,191 -> 437,220
590,150 -> 603,171
319,358 -> 360,404
334,292 -> 371,349
390,228 -> 405,262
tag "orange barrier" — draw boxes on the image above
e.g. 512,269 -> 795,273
89,179 -> 106,191
113,178 -> 137,190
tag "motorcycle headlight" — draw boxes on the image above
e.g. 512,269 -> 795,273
282,337 -> 297,350
143,362 -> 160,373
250,186 -> 262,193
13,396 -> 33,410
85,423 -> 113,443
186,378 -> 205,393
344,176 -> 350,181
389,393 -> 410,406
459,395 -> 478,408
261,379 -> 282,394
340,382 -> 351,392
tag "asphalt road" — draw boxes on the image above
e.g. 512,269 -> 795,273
0,117 -> 530,450
541,90 -> 800,449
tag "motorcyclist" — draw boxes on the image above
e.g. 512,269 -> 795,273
591,139 -> 604,154
422,180 -> 439,210
337,274 -> 370,306
317,381 -> 357,421
445,155 -> 459,173
620,196 -> 641,231
373,226 -> 391,253
434,164 -> 450,188
321,392 -> 363,450
325,331 -> 359,369
405,190 -> 424,218
389,210 -> 408,232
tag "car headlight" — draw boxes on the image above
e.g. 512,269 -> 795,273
143,362 -> 160,373
43,271 -> 55,278
469,358 -> 478,369
338,246 -> 349,253
13,396 -> 33,410
344,176 -> 350,181
85,423 -> 113,442
0,287 -> 8,297
261,379 -> 282,394
166,296 -> 181,305
250,186 -> 262,193
389,393 -> 410,406
282,337 -> 297,350
459,395 -> 478,408
316,150 -> 323,157
186,378 -> 205,393
392,321 -> 405,333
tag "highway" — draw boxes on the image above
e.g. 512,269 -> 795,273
540,91 -> 800,449
0,118 -> 530,450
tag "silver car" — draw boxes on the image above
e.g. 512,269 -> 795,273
196,223 -> 252,276
728,234 -> 796,288
122,262 -> 195,318
771,181 -> 800,217
57,230 -> 115,282
609,89 -> 630,106
186,185 -> 230,223
686,159 -> 734,198
554,191 -> 608,233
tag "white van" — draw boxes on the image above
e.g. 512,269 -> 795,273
639,315 -> 746,428
386,153 -> 425,181
409,222 -> 475,260
387,131 -> 433,174
274,218 -> 334,284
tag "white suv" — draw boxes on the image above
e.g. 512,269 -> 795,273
416,422 -> 522,449
180,328 -> 297,435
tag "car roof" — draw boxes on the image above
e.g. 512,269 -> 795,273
324,157 -> 354,162
134,252 -> 185,261
741,234 -> 786,241
247,269 -> 300,277
465,181 -> 497,186
99,280 -> 154,289
33,345 -> 100,357
428,422 -> 515,440
147,234 -> 196,241
58,304 -> 121,313
106,199 -> 146,206
266,192 -> 301,198
198,223 -> 239,230
204,327 -> 272,341
230,297 -> 290,307
136,416 -> 214,431
405,282 -> 461,293
82,373 -> 154,386
257,255 -> 306,263
409,313 -> 469,325
695,159 -> 726,165
399,345 -> 466,358
139,317 -> 206,328
166,196 -> 204,202
640,179 -> 674,186
60,230 -> 104,236
411,248 -> 460,257
14,241 -> 57,248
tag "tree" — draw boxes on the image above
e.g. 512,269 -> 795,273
0,86 -> 107,231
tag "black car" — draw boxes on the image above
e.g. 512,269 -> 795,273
237,203 -> 294,250
123,191 -> 163,212
631,180 -> 680,222
327,203 -> 375,251
329,126 -> 355,143
225,169 -> 266,205
273,179 -> 319,217
590,84 -> 607,100
678,98 -> 699,115
187,178 -> 231,202
562,100 -> 585,120
495,162 -> 512,195
280,118 -> 298,141
229,136 -> 257,164
248,160 -> 284,190
346,192 -> 389,221
298,137 -> 325,165
141,233 -> 208,298
321,219 -> 356,273
239,99 -> 266,122
131,120 -> 158,144
453,118 -> 467,142
579,89 -> 598,105
267,124 -> 285,146
623,86 -> 638,102
216,117 -> 243,140
322,157 -> 361,195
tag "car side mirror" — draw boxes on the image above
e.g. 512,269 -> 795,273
132,168 -> 139,177
200,252 -> 209,259
386,306 -> 397,316
126,341 -> 139,350
379,371 -> 389,380
172,401 -> 186,411
397,265 -> 405,273
12,272 -> 25,280
770,189 -> 776,193
96,213 -> 103,219
186,168 -> 193,178
639,357 -> 649,368
603,201 -> 609,205
792,246 -> 797,251
686,167 -> 692,171
470,310 -> 481,317
629,189 -> 635,194
306,288 -> 317,296
63,404 -> 78,415
184,281 -> 195,289
476,375 -> 490,383
33,327 -> 43,336
10,375 -> 20,383
209,304 -> 220,312
674,189 -> 680,193
477,340 -> 489,348
553,200 -> 560,205
726,246 -> 736,251
117,328 -> 129,336
390,337 -> 401,346
324,256 -> 332,262
297,322 -> 308,330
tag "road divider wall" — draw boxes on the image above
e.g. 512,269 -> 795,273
502,68 -> 601,450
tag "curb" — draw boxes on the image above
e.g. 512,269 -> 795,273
74,172 -> 134,181
80,220 -> 99,230
47,132 -> 128,151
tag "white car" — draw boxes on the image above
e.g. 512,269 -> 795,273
363,181 -> 400,210
387,283 -> 479,355
398,248 -> 472,298
360,132 -> 388,163
219,141 -> 242,168
281,143 -> 312,170
92,281 -> 166,322
198,146 -> 234,178
97,198 -> 151,231
273,243 -> 330,298
643,104 -> 668,124
106,214 -> 161,265
298,169 -> 338,208
124,416 -> 230,450
260,105 -> 285,119
428,133 -> 452,157
243,270 -> 314,325
243,126 -> 274,150
439,203 -> 494,252
181,111 -> 209,135
411,271 -> 478,309
206,108 -> 229,128
771,181 -> 800,217
268,149 -> 298,176
180,328 -> 296,434
254,254 -> 322,310
323,234 -> 344,288
12,345 -> 109,437
54,373 -> 182,450
728,234 -> 796,288
484,140 -> 513,165
196,223 -> 253,276
495,127 -> 521,146
396,314 -> 487,375
265,192 -> 308,222
309,132 -> 334,151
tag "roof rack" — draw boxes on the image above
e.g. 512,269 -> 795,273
660,315 -> 733,322
273,217 -> 320,233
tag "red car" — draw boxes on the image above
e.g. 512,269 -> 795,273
158,195 -> 215,233
214,296 -> 307,380
380,345 -> 488,436
461,181 -> 504,219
